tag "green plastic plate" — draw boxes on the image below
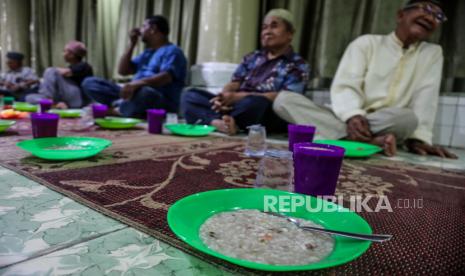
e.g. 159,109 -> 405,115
49,109 -> 82,118
17,137 -> 112,160
168,189 -> 372,272
314,140 -> 382,158
95,117 -> 142,129
165,124 -> 216,136
0,120 -> 16,132
13,102 -> 38,112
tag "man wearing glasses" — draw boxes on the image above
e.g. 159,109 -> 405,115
274,0 -> 457,158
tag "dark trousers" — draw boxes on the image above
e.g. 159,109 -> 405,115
81,77 -> 170,118
181,88 -> 287,132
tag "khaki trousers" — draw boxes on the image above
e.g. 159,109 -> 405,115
273,91 -> 418,142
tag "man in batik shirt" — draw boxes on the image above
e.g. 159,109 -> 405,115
181,9 -> 309,135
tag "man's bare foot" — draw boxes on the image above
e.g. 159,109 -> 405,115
371,133 -> 397,157
107,107 -> 121,117
211,115 -> 238,135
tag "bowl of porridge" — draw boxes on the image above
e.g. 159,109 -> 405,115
17,136 -> 112,160
167,188 -> 372,271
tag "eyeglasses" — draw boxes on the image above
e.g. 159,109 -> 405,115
404,3 -> 448,23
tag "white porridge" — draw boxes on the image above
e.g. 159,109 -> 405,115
45,145 -> 86,150
200,209 -> 334,265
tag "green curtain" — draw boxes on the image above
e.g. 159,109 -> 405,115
1,0 -> 464,91
94,0 -> 122,78
0,0 -> 31,69
30,0 -> 120,78
32,0 -> 80,73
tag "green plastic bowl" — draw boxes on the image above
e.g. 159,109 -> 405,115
17,137 -> 112,160
95,117 -> 142,129
49,109 -> 82,118
0,120 -> 16,132
165,124 -> 216,136
314,140 -> 382,158
168,189 -> 372,271
13,102 -> 38,112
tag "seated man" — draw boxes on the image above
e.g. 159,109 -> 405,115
273,0 -> 456,158
181,9 -> 309,135
82,15 -> 187,118
26,41 -> 93,109
0,52 -> 39,101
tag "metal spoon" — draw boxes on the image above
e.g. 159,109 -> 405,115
188,119 -> 202,128
264,211 -> 392,243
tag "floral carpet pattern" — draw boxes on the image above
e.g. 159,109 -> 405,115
1,119 -> 464,274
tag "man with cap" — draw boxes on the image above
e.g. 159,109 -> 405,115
81,15 -> 187,118
26,40 -> 93,109
273,0 -> 457,158
181,9 -> 309,135
0,52 -> 39,100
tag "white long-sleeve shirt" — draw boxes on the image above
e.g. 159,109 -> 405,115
330,32 -> 443,145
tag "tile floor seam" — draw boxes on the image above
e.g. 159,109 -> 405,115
0,226 -> 128,270
450,96 -> 461,147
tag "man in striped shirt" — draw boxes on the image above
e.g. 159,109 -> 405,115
0,52 -> 39,101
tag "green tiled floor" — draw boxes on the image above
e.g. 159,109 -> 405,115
0,167 -> 231,276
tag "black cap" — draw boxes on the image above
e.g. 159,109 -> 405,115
6,52 -> 24,61
406,0 -> 444,10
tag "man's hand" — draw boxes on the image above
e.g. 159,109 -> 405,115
57,68 -> 72,77
346,115 -> 372,142
210,95 -> 232,113
405,139 -> 458,159
210,91 -> 248,112
5,82 -> 20,92
129,28 -> 141,45
220,91 -> 243,106
120,81 -> 143,100
11,84 -> 20,91
55,102 -> 68,109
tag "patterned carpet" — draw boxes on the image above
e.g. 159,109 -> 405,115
1,119 -> 464,275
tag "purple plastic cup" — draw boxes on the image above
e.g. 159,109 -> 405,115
147,109 -> 166,134
293,142 -> 345,197
30,112 -> 59,138
288,124 -> 316,151
92,104 -> 108,118
39,99 -> 53,113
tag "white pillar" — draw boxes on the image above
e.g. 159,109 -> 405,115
0,0 -> 31,68
196,0 -> 259,64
